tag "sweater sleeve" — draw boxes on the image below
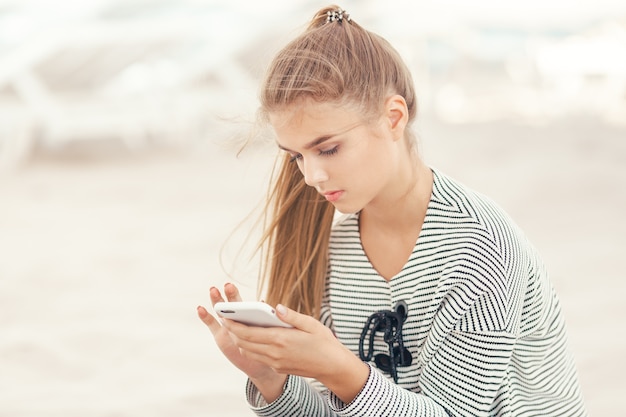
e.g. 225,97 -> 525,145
328,363 -> 451,417
246,365 -> 453,417
246,374 -> 336,417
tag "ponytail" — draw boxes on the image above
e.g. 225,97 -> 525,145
257,5 -> 417,317
259,155 -> 335,317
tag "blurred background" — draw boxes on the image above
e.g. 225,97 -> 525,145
0,0 -> 624,416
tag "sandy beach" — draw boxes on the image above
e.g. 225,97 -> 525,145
0,112 -> 624,416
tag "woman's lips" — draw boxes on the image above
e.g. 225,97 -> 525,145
323,190 -> 344,202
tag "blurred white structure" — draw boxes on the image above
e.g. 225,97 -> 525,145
428,21 -> 626,125
0,1 -> 625,168
0,1 -> 287,168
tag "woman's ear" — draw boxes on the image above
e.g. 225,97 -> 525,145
384,95 -> 409,141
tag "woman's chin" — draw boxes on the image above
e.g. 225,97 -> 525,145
331,202 -> 361,215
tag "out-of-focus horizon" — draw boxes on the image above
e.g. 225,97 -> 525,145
1,1 -> 625,416
1,0 -> 625,165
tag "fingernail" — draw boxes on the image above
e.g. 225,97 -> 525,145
276,304 -> 287,316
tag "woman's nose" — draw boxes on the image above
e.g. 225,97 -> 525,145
302,158 -> 329,187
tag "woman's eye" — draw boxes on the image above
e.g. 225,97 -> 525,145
289,153 -> 302,163
319,146 -> 338,156
287,145 -> 337,163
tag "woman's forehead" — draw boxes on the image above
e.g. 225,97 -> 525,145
269,100 -> 363,129
270,102 -> 370,150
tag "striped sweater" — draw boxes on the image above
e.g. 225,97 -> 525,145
247,169 -> 587,416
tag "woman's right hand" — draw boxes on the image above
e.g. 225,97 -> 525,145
197,283 -> 287,402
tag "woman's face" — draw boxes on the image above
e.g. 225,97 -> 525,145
269,100 -> 404,214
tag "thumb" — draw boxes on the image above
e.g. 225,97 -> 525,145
197,305 -> 222,336
275,304 -> 318,332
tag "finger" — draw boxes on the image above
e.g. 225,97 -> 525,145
197,305 -> 222,336
223,319 -> 282,345
226,325 -> 276,355
224,282 -> 243,302
275,304 -> 320,332
209,286 -> 225,307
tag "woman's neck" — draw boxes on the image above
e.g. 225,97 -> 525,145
360,154 -> 433,234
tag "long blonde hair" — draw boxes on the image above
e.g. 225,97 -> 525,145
257,5 -> 418,317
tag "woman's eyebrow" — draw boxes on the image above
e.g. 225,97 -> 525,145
304,135 -> 334,149
276,122 -> 361,152
277,135 -> 333,152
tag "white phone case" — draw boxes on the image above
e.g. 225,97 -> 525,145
214,301 -> 293,328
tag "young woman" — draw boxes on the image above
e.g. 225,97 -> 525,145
197,5 -> 587,416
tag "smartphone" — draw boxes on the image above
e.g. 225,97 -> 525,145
214,301 -> 293,328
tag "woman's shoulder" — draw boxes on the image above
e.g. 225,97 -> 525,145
332,212 -> 356,228
429,168 -> 532,256
328,212 -> 359,245
330,211 -> 358,232
431,168 -> 515,227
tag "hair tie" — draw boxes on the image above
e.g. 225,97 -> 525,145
326,8 -> 351,23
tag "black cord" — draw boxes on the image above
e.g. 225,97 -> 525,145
358,303 -> 412,383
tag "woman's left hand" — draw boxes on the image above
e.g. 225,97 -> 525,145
224,304 -> 370,404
